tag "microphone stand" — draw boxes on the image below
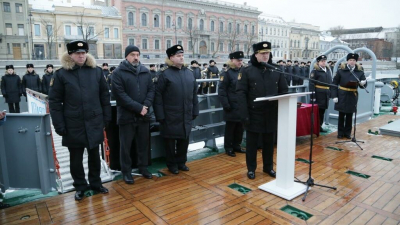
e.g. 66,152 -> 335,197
266,64 -> 337,201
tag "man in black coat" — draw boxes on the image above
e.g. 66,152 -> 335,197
22,64 -> 41,95
285,60 -> 293,86
206,59 -> 219,94
190,60 -> 202,94
149,64 -> 158,83
102,63 -> 109,78
41,64 -> 54,95
331,53 -> 367,139
292,60 -> 301,86
299,62 -> 306,85
111,45 -> 155,184
305,61 -> 311,77
154,45 -> 199,174
49,40 -> 111,201
236,41 -> 288,179
1,65 -> 22,113
218,51 -> 246,157
309,55 -> 333,132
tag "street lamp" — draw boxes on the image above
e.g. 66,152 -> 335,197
29,12 -> 34,60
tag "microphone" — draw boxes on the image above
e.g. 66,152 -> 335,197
260,62 -> 282,71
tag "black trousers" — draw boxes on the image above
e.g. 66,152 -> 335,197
8,103 -> 20,113
68,146 -> 101,191
246,131 -> 275,172
338,112 -> 353,136
119,121 -> 150,174
319,108 -> 326,127
164,138 -> 189,169
224,121 -> 244,151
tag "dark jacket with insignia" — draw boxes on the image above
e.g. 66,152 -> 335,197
149,70 -> 158,83
22,71 -> 41,94
309,64 -> 333,109
154,58 -> 199,139
285,65 -> 293,84
218,61 -> 242,122
1,73 -> 22,103
236,54 -> 289,133
49,52 -> 111,149
191,66 -> 202,80
292,65 -> 301,82
102,69 -> 109,78
206,65 -> 219,79
41,71 -> 53,95
331,63 -> 367,113
111,60 -> 155,125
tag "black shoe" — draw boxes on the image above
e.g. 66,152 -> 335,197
178,165 -> 190,171
74,190 -> 85,201
226,150 -> 236,157
234,148 -> 246,153
123,173 -> 134,184
337,135 -> 343,138
139,168 -> 153,179
345,135 -> 351,139
263,169 -> 276,178
0,202 -> 11,209
247,171 -> 255,179
320,127 -> 326,132
168,167 -> 179,174
92,186 -> 109,194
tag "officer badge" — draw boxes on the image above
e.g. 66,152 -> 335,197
50,78 -> 54,86
177,46 -> 181,49
77,43 -> 83,47
263,44 -> 268,47
220,76 -> 224,81
310,73 -> 314,78
238,73 -> 242,80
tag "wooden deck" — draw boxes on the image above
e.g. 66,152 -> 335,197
1,115 -> 400,225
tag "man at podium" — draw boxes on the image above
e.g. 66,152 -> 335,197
236,41 -> 288,179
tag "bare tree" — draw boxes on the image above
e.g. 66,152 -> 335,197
211,30 -> 226,58
244,31 -> 257,58
183,27 -> 200,58
74,9 -> 104,43
226,28 -> 240,52
38,15 -> 61,59
330,25 -> 345,38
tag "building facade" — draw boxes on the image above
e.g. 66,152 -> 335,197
258,14 -> 290,60
319,32 -> 349,60
30,1 -> 122,59
114,0 -> 261,59
289,22 -> 320,61
0,0 -> 30,60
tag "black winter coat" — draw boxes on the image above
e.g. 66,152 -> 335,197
49,53 -> 111,149
292,65 -> 301,82
149,70 -> 158,83
22,71 -> 41,94
102,69 -> 110,78
154,59 -> 199,139
309,64 -> 333,109
285,65 -> 293,84
218,61 -> 242,122
1,74 -> 22,103
41,72 -> 53,95
236,54 -> 289,133
111,60 -> 155,125
191,67 -> 202,80
331,63 -> 367,113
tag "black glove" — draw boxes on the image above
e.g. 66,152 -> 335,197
156,119 -> 165,124
55,128 -> 67,136
192,115 -> 197,120
242,118 -> 250,126
223,107 -> 231,112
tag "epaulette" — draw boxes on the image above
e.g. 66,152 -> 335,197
187,66 -> 193,71
160,66 -> 169,72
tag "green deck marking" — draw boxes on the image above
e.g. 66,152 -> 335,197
228,183 -> 252,194
295,158 -> 312,164
326,146 -> 343,151
280,205 -> 313,221
372,155 -> 393,161
346,170 -> 370,179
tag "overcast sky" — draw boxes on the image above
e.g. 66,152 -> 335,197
227,0 -> 400,30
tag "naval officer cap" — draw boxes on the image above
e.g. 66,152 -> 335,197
166,45 -> 184,57
253,41 -> 271,54
67,40 -> 89,55
26,63 -> 34,68
316,55 -> 327,62
346,53 -> 359,61
6,65 -> 14,70
229,51 -> 244,60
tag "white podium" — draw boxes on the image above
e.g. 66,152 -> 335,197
256,92 -> 311,200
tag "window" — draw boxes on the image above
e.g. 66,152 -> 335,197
129,38 -> 134,46
211,42 -> 215,51
15,3 -> 23,13
114,28 -> 118,38
141,13 -> 147,26
244,44 -> 248,52
65,25 -> 71,35
166,16 -> 171,28
3,2 -> 10,12
199,19 -> 204,31
154,14 -> 159,27
77,26 -> 83,36
18,24 -> 24,36
142,39 -> 148,49
219,42 -> 223,51
244,25 -> 248,34
177,17 -> 182,29
34,24 -> 41,36
228,43 -> 231,51
251,25 -> 255,35
46,25 -> 53,36
235,44 -> 239,51
228,23 -> 232,33
211,21 -> 214,32
178,40 -> 182,45
188,41 -> 192,50
166,40 -> 172,48
88,26 -> 94,36
266,28 -> 268,34
188,18 -> 192,30
128,12 -> 134,26
290,40 -> 292,47
274,28 -> 276,35
219,21 -> 223,32
154,40 -> 160,49
236,24 -> 240,34
7,43 -> 11,54
6,23 -> 12,35
104,27 -> 109,38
